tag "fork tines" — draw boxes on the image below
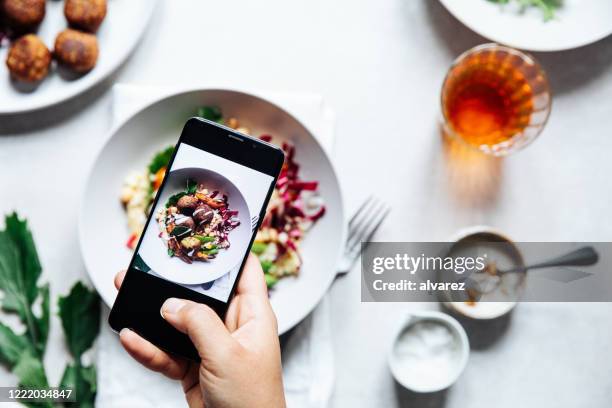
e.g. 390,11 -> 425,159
345,196 -> 391,257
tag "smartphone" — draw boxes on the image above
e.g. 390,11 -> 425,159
109,117 -> 284,360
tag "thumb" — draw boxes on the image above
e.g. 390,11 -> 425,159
161,298 -> 236,360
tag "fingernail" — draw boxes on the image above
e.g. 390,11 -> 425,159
161,298 -> 185,318
119,328 -> 131,337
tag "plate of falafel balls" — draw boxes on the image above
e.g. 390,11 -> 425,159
0,0 -> 157,114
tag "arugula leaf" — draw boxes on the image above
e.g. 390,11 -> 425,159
58,282 -> 101,357
148,146 -> 175,175
197,106 -> 223,123
60,363 -> 96,408
166,192 -> 186,208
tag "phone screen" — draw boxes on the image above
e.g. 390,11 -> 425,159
134,141 -> 274,303
109,118 -> 284,360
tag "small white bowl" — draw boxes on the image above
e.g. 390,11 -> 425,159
388,311 -> 469,393
443,226 -> 526,320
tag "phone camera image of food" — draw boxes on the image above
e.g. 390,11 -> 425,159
121,107 -> 326,295
157,178 -> 241,265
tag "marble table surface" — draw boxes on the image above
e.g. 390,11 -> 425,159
1,1 -> 611,407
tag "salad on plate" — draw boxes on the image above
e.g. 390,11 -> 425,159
156,178 -> 240,264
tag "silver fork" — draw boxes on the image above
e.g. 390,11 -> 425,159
337,196 -> 391,275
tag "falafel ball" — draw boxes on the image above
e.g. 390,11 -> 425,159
54,29 -> 99,73
2,0 -> 45,32
6,34 -> 51,82
193,204 -> 214,225
64,0 -> 107,33
176,195 -> 199,215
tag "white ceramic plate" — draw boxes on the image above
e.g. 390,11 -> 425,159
139,167 -> 251,286
79,89 -> 345,334
0,0 -> 156,114
438,0 -> 612,51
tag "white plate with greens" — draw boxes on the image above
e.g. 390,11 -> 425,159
438,0 -> 612,51
79,88 -> 345,335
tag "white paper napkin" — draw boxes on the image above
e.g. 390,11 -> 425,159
95,84 -> 337,408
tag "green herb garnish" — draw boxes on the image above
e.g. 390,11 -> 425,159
186,178 -> 197,194
166,192 -> 186,208
148,145 -> 175,175
197,106 -> 223,124
487,0 -> 562,21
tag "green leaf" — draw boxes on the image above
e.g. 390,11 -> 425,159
60,363 -> 96,408
0,322 -> 31,367
0,229 -> 25,316
197,106 -> 223,123
58,282 -> 101,358
4,213 -> 42,306
34,283 -> 50,356
14,351 -> 49,388
166,192 -> 186,208
186,178 -> 197,194
0,214 -> 46,358
170,225 -> 190,238
148,146 -> 175,175
14,351 -> 53,408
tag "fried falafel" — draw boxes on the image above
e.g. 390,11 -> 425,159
2,0 -> 46,32
54,29 -> 99,73
64,0 -> 107,32
6,34 -> 51,82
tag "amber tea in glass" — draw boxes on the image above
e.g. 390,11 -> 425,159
441,44 -> 551,156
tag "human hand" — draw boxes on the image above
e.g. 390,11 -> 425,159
115,254 -> 286,408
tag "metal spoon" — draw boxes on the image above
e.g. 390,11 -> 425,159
466,246 -> 599,296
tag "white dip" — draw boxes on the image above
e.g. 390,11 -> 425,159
392,319 -> 462,392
